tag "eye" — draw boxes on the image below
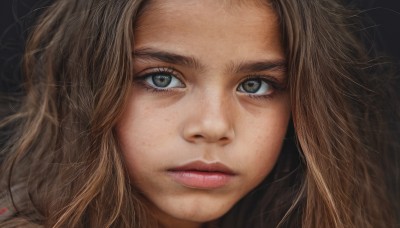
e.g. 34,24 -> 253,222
237,78 -> 273,95
144,73 -> 184,89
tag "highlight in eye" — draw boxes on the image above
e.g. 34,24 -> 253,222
134,67 -> 185,91
237,77 -> 277,97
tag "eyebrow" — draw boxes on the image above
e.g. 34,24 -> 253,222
133,48 -> 204,70
229,59 -> 287,74
133,47 -> 286,74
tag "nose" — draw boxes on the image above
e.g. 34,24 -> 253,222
182,92 -> 235,145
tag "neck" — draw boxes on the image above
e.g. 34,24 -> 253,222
150,204 -> 204,228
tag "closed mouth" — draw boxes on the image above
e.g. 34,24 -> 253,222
167,161 -> 235,175
167,161 -> 236,189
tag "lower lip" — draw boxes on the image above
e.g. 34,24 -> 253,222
168,171 -> 234,189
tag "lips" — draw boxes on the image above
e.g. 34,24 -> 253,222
167,161 -> 236,189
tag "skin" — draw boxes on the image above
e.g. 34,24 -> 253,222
116,0 -> 290,227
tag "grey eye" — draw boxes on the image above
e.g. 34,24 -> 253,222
238,78 -> 272,95
152,75 -> 172,87
145,74 -> 184,89
241,79 -> 261,93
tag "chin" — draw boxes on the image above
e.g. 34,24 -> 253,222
190,202 -> 235,221
155,198 -> 235,225
180,209 -> 228,223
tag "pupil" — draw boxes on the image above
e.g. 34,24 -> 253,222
152,75 -> 171,87
243,79 -> 261,93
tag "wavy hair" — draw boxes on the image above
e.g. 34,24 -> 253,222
1,0 -> 398,227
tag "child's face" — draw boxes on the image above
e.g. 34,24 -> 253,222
116,0 -> 290,227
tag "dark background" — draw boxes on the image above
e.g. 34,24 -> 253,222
0,0 -> 400,94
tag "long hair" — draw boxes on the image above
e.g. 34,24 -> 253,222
1,0 -> 398,227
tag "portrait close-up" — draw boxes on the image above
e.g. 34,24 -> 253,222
0,0 -> 399,227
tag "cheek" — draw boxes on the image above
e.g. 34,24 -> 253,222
236,105 -> 290,181
248,133 -> 284,179
238,135 -> 283,184
117,123 -> 164,187
115,99 -> 178,176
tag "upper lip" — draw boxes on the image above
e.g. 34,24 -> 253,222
168,161 -> 236,175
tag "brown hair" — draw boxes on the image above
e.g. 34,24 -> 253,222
1,0 -> 399,227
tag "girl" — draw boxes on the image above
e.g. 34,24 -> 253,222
1,0 -> 399,227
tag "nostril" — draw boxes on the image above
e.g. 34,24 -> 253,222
220,137 -> 229,141
192,134 -> 231,142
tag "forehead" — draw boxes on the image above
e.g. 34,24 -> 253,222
133,0 -> 284,70
139,0 -> 271,11
134,0 -> 281,50
135,0 -> 277,31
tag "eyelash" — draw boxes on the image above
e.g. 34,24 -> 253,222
134,67 -> 183,93
134,67 -> 286,99
238,75 -> 286,100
